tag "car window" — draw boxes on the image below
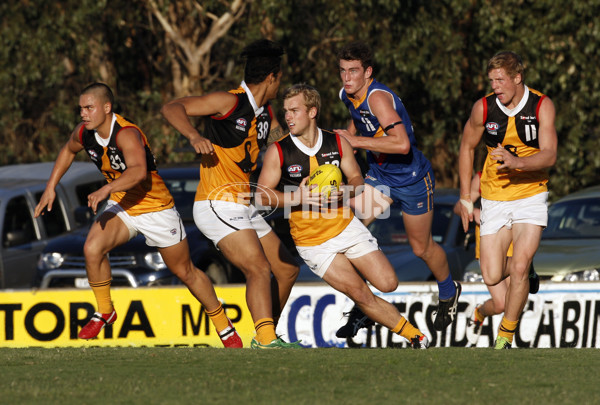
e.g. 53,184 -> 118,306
35,191 -> 68,237
3,196 -> 37,247
544,198 -> 600,239
368,203 -> 452,245
164,178 -> 199,222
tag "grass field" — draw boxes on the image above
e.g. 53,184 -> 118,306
1,347 -> 598,405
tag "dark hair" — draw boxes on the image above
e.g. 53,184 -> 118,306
337,41 -> 374,70
241,39 -> 285,84
81,82 -> 115,112
487,51 -> 525,81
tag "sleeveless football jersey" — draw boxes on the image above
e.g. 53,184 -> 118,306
339,79 -> 431,187
79,114 -> 174,216
480,86 -> 549,201
196,81 -> 272,204
275,129 -> 353,246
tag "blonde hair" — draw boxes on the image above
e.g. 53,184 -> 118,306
283,83 -> 321,119
487,51 -> 525,81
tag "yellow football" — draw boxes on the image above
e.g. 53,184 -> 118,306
307,164 -> 342,196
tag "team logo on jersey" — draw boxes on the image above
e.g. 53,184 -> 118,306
287,164 -> 303,178
486,122 -> 499,135
359,109 -> 370,117
320,152 -> 339,158
520,115 -> 536,121
88,150 -> 98,160
236,118 -> 248,131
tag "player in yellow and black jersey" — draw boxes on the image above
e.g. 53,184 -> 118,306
257,83 -> 430,349
161,40 -> 301,349
459,51 -> 557,350
35,83 -> 242,347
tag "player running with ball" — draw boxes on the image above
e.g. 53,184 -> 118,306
257,83 -> 429,349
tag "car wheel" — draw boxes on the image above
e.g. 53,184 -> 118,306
204,262 -> 229,285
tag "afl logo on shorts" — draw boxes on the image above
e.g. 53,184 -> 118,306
287,164 -> 303,178
236,118 -> 247,131
486,122 -> 499,135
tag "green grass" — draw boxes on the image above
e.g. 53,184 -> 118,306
1,347 -> 598,405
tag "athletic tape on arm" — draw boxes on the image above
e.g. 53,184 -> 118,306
460,199 -> 474,215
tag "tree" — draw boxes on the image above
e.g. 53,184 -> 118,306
2,0 -> 599,200
143,0 -> 249,97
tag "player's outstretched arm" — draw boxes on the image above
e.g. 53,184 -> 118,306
161,92 -> 237,155
34,125 -> 84,217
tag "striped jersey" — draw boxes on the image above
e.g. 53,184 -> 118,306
481,86 -> 549,201
196,81 -> 272,204
275,129 -> 353,246
79,113 -> 174,216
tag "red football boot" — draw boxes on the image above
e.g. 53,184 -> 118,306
219,319 -> 243,348
78,310 -> 117,340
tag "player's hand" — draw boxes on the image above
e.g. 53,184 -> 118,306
189,134 -> 215,155
328,186 -> 344,203
34,189 -> 56,218
88,186 -> 110,214
299,176 -> 322,207
333,129 -> 359,151
490,143 -> 518,171
459,200 -> 474,233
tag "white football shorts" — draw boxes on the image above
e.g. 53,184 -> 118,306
296,216 -> 379,278
104,200 -> 186,248
193,200 -> 272,246
480,192 -> 548,236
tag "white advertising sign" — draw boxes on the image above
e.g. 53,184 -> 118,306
276,282 -> 600,348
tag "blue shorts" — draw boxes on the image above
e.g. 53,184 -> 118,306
365,167 -> 435,215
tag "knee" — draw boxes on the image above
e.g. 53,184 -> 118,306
511,261 -> 530,279
481,263 -> 502,286
278,263 -> 300,283
83,239 -> 103,262
240,261 -> 271,281
411,239 -> 436,260
374,277 -> 398,293
173,262 -> 199,285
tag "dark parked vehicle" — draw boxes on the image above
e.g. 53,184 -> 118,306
0,162 -> 105,289
295,188 -> 476,282
463,185 -> 600,283
36,166 -> 475,288
36,166 -> 296,288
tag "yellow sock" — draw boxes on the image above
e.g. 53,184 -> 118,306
474,306 -> 485,323
392,317 -> 422,341
206,303 -> 230,333
498,316 -> 519,343
254,318 -> 277,344
89,279 -> 113,314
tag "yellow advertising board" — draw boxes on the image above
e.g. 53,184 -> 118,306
0,286 -> 253,348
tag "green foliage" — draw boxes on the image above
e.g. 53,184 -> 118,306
1,0 -> 599,198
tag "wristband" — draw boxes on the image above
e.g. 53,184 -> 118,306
460,199 -> 474,215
